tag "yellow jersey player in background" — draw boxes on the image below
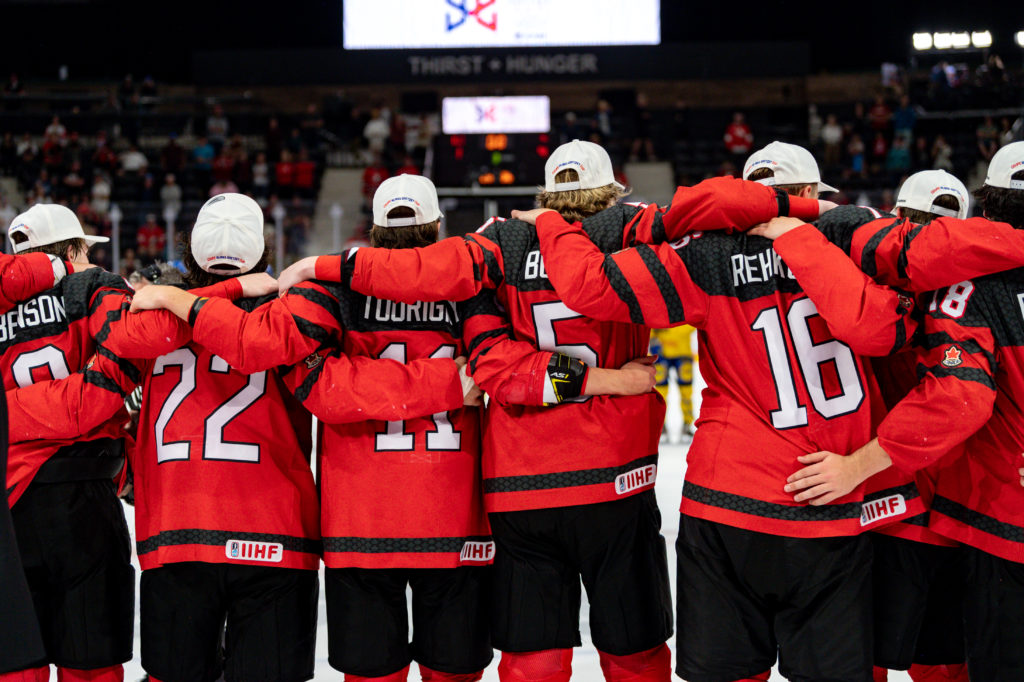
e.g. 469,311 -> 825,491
650,326 -> 696,442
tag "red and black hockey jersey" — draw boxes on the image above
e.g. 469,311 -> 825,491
187,276 -> 555,567
0,269 -> 226,505
876,271 -> 1024,563
533,210 -> 925,537
0,251 -> 65,312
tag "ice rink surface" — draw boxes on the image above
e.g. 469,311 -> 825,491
119,378 -> 912,682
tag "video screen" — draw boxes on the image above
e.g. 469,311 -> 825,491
343,0 -> 660,49
442,96 -> 550,134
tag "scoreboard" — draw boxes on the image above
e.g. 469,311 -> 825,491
432,132 -> 550,188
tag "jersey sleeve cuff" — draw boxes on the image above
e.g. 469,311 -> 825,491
314,255 -> 345,282
787,196 -> 821,220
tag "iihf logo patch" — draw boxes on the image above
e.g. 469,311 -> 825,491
941,346 -> 963,367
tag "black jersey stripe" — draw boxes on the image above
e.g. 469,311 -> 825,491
915,362 -> 996,390
465,235 -> 504,287
83,370 -> 128,398
292,314 -> 332,346
602,256 -> 645,325
636,244 -> 684,324
286,285 -> 339,317
96,345 -> 142,385
860,220 -> 901,279
932,495 -> 1024,543
137,529 -> 322,556
323,535 -> 492,554
774,188 -> 790,218
291,352 -> 329,404
484,454 -> 658,493
466,326 -> 513,363
897,223 -> 926,282
92,299 -> 128,344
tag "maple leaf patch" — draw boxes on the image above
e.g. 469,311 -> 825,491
941,346 -> 963,368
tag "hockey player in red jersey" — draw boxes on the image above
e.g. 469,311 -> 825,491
514,141 -> 926,682
125,173 -> 657,682
271,141 -> 835,682
0,203 -> 237,682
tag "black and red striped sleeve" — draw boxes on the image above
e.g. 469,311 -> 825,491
192,281 -> 342,374
89,281 -> 195,359
315,236 -> 504,304
281,347 -> 463,424
458,290 -> 554,406
535,211 -> 709,328
876,284 -> 997,474
0,252 -> 62,311
652,176 -> 820,242
5,347 -> 142,443
852,216 -> 1024,292
773,223 -> 917,356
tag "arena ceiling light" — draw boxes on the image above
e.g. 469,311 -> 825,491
913,33 -> 933,50
950,32 -> 971,49
932,32 -> 954,49
1017,31 -> 1024,47
971,31 -> 992,48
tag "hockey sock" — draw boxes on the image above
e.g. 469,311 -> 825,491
908,663 -> 969,682
597,643 -> 671,682
0,667 -> 50,682
345,665 -> 410,682
497,650 -> 572,682
55,666 -> 123,682
419,666 -> 483,682
872,666 -> 888,682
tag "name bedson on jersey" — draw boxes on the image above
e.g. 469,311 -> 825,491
310,176 -> 824,514
532,208 -> 932,538
0,269 -> 233,506
185,273 -> 553,569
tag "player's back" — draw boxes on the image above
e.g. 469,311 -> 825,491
313,280 -> 490,569
476,208 -> 665,512
928,268 -> 1024,562
133,294 -> 319,571
663,231 -> 889,536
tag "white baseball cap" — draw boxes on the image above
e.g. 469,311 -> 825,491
743,141 -> 839,194
895,170 -> 969,220
984,141 -> 1024,190
8,203 -> 109,254
372,174 -> 443,227
545,139 -> 625,192
190,193 -> 264,273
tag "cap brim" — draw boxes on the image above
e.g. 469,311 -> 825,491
84,235 -> 110,245
817,181 -> 839,194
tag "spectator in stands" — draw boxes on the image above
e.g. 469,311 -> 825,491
252,152 -> 270,198
16,132 -> 37,159
265,116 -> 283,162
293,149 -> 316,199
5,72 -> 24,95
558,112 -> 585,146
912,135 -> 931,172
212,150 -> 235,184
868,95 -> 891,134
630,92 -> 656,161
285,128 -> 304,156
0,132 -> 16,174
396,154 -> 419,177
300,102 -> 325,151
1000,117 -> 1015,147
119,247 -> 143,279
62,161 -> 86,198
44,115 -> 66,142
363,108 -> 389,156
206,104 -> 229,152
233,150 -> 253,193
160,133 -> 186,175
361,154 -> 388,205
209,177 -> 239,198
885,137 -> 911,180
275,150 -> 296,198
846,133 -> 866,179
136,213 -> 166,265
64,131 -> 84,167
92,132 -> 118,173
891,95 -> 917,142
120,143 -> 148,175
977,116 -> 999,162
192,135 -> 215,188
91,173 -> 111,215
932,134 -> 954,172
869,131 -> 888,175
160,173 -> 182,217
822,114 -> 843,168
41,133 -> 63,172
723,111 -> 754,160
285,195 -> 310,254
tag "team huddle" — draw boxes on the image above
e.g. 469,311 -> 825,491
1,137 -> 1023,682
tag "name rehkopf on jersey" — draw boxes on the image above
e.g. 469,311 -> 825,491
731,246 -> 797,288
0,294 -> 67,343
362,296 -> 459,326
